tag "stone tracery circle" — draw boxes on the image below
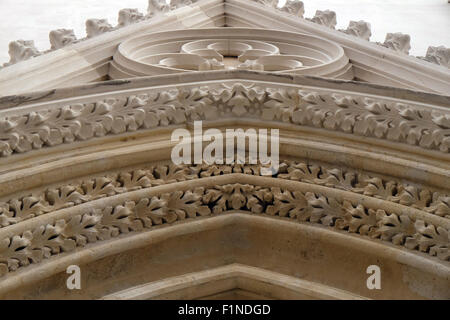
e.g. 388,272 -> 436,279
110,28 -> 352,79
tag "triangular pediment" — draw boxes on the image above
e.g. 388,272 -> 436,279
0,0 -> 449,96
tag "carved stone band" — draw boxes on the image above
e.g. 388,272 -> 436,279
0,161 -> 448,230
0,80 -> 449,160
0,174 -> 448,283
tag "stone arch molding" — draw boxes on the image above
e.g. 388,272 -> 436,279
0,71 -> 448,299
0,0 -> 449,96
0,164 -> 449,299
0,0 -> 448,299
100,264 -> 368,300
1,74 -> 450,158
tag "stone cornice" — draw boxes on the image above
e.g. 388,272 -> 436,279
0,0 -> 449,96
227,0 -> 450,93
2,71 -> 449,108
248,0 -> 449,69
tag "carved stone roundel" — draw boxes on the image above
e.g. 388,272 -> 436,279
110,28 -> 352,79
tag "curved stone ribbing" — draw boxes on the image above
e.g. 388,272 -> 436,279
1,161 -> 449,230
0,173 -> 448,283
0,82 -> 449,159
109,28 -> 352,79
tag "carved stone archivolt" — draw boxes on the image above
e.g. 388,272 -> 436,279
0,1 -> 449,300
1,82 -> 449,159
1,75 -> 447,288
0,71 -> 448,289
0,171 -> 448,279
1,160 -> 449,229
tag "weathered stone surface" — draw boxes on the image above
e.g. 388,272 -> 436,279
342,20 -> 372,41
118,9 -> 145,27
6,40 -> 40,65
279,0 -> 304,17
49,29 -> 77,50
382,32 -> 411,54
311,10 -> 337,29
0,1 -> 448,300
147,0 -> 170,16
86,18 -> 113,38
424,45 -> 450,68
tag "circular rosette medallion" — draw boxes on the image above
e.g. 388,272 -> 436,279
110,28 -> 352,79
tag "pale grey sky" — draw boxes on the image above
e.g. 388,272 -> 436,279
0,0 -> 449,64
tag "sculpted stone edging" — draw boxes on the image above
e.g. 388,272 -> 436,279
1,161 -> 449,229
0,177 -> 448,278
250,0 -> 449,68
3,0 -> 449,69
2,0 -> 199,67
418,46 -> 450,69
1,83 -> 449,157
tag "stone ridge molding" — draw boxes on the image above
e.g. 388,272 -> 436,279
0,160 -> 448,229
249,0 -> 449,68
4,0 -> 445,68
0,0 -> 225,95
0,81 -> 449,159
0,2 -> 448,300
100,263 -> 368,300
227,0 -> 450,94
27,0 -> 445,70
0,0 -> 449,96
1,0 -> 201,67
0,174 -> 448,281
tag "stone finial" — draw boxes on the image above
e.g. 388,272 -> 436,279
148,0 -> 170,16
279,0 -> 304,18
118,9 -> 145,27
343,20 -> 372,41
424,46 -> 450,68
86,19 -> 113,38
7,40 -> 40,65
49,29 -> 77,50
383,33 -> 411,54
311,10 -> 337,29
